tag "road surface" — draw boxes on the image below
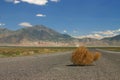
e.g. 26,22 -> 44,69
0,50 -> 120,80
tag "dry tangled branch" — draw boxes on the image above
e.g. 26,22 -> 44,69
71,46 -> 101,65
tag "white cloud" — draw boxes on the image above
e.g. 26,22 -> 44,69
75,34 -> 103,40
5,0 -> 48,5
74,29 -> 120,39
5,0 -> 20,4
21,0 -> 48,5
50,0 -> 60,2
14,0 -> 20,4
36,14 -> 46,17
93,30 -> 114,35
93,29 -> 120,37
19,22 -> 32,27
0,23 -> 5,26
63,30 -> 67,33
5,0 -> 60,5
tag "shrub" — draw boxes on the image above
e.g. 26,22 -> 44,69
71,46 -> 101,66
93,52 -> 101,61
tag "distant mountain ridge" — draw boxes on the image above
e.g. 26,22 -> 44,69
102,35 -> 120,41
0,25 -> 74,44
0,25 -> 120,46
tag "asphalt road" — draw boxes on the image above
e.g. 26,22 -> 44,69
0,50 -> 120,80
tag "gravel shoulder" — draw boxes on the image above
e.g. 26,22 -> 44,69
0,50 -> 120,80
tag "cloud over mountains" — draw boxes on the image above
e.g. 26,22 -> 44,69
19,22 -> 33,27
74,29 -> 120,39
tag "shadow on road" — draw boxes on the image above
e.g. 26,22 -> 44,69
66,64 -> 95,67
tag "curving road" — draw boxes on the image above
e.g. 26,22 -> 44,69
0,50 -> 120,80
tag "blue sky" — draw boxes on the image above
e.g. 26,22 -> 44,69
0,0 -> 120,39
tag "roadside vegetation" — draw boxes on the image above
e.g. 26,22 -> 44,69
71,46 -> 101,66
0,47 -> 76,57
95,47 -> 120,52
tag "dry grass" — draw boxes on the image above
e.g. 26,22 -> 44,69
0,47 -> 76,57
71,46 -> 101,66
96,47 -> 120,52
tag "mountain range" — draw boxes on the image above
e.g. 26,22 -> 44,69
0,25 -> 120,46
